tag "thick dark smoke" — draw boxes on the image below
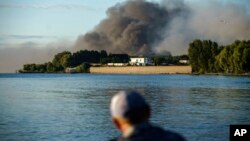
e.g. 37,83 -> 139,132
75,0 -> 250,55
75,0 -> 185,55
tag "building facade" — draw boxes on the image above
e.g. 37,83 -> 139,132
130,57 -> 153,66
179,60 -> 189,64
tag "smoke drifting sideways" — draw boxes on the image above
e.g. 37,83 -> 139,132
0,41 -> 73,73
156,0 -> 250,55
75,0 -> 250,55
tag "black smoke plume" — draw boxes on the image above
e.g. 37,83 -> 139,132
75,0 -> 185,55
75,0 -> 250,55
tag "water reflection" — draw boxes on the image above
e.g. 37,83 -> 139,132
0,74 -> 249,141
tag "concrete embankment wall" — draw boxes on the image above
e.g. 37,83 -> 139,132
90,66 -> 192,74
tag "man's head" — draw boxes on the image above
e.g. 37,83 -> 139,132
110,91 -> 151,133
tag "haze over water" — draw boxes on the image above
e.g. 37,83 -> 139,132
0,74 -> 249,141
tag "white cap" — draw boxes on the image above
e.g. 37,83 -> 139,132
110,91 -> 149,118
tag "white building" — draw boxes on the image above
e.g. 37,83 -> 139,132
107,63 -> 128,66
130,57 -> 153,66
179,60 -> 189,64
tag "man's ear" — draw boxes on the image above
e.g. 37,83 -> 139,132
112,118 -> 122,131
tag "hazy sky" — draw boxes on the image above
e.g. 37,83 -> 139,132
0,0 -> 249,72
0,0 -> 249,47
1,0 -> 248,46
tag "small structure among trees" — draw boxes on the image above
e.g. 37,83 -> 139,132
179,55 -> 189,64
20,50 -> 130,73
130,57 -> 153,66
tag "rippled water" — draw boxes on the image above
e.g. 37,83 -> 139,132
0,74 -> 249,141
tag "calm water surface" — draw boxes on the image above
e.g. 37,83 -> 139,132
0,74 -> 249,141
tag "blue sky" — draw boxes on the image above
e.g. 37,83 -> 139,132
0,0 -> 129,46
0,0 -> 249,47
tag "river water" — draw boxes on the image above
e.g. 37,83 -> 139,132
0,74 -> 249,141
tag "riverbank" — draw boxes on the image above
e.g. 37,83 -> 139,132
90,66 -> 192,74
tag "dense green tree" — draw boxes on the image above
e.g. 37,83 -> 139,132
46,62 -> 55,72
216,45 -> 232,73
108,54 -> 130,63
217,40 -> 250,73
61,54 -> 72,68
164,55 -> 173,64
52,51 -> 72,71
189,39 -> 249,74
153,56 -> 166,66
71,50 -> 101,66
188,39 -> 220,73
242,47 -> 250,71
22,63 -> 47,72
23,64 -> 32,71
100,50 -> 108,59
188,39 -> 202,72
100,58 -> 110,64
76,63 -> 91,73
21,49 -> 131,73
36,64 -> 47,73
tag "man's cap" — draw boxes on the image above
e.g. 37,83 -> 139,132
110,91 -> 149,118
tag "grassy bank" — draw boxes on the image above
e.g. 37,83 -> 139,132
90,66 -> 192,74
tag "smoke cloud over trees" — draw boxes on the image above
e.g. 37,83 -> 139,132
75,0 -> 250,55
75,0 -> 176,55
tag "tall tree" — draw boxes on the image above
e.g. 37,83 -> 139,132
189,39 -> 220,73
52,51 -> 72,71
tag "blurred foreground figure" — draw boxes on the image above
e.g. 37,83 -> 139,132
110,91 -> 186,141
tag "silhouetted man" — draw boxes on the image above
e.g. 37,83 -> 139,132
110,91 -> 186,141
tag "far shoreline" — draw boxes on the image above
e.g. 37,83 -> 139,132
89,66 -> 250,76
4,65 -> 249,76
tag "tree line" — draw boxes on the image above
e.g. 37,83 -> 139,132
20,50 -> 129,73
21,39 -> 249,74
20,48 -> 189,73
188,39 -> 250,74
152,55 -> 189,66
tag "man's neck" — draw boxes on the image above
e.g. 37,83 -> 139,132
122,121 -> 150,138
122,125 -> 135,137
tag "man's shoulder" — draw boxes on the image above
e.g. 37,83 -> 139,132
110,124 -> 186,141
145,125 -> 186,141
